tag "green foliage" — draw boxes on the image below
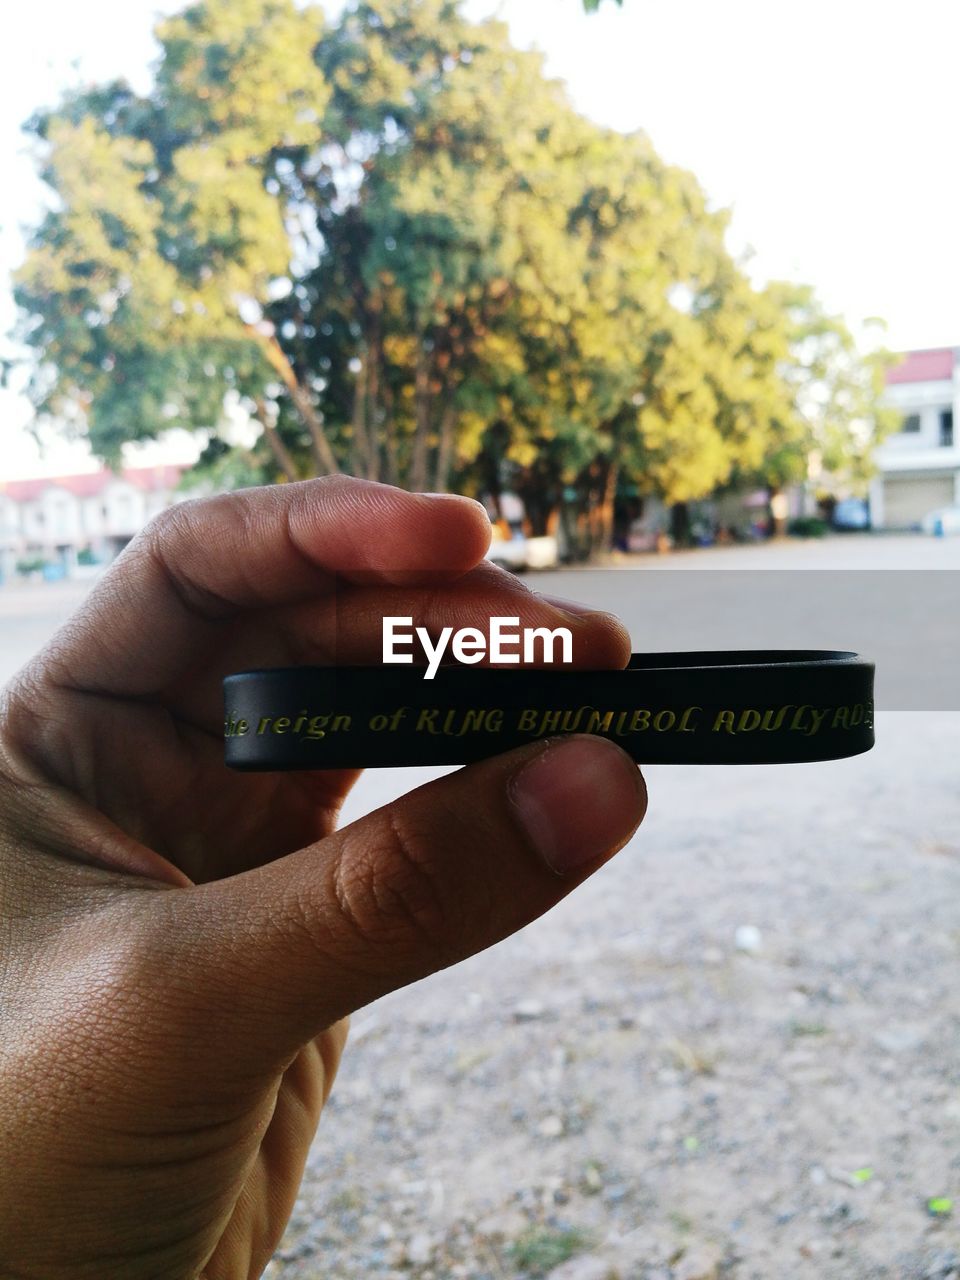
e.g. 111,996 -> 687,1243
787,516 -> 828,538
508,1226 -> 593,1276
16,557 -> 47,576
177,436 -> 277,492
11,0 -> 892,548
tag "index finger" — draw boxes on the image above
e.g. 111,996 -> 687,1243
26,477 -> 493,697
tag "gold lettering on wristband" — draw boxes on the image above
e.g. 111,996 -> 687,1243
226,701 -> 873,743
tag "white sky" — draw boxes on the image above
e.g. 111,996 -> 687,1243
1,0 -> 957,480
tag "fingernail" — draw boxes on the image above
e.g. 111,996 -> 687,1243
508,737 -> 646,876
420,492 -> 491,520
536,592 -> 619,620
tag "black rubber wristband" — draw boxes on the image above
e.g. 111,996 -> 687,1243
223,650 -> 874,769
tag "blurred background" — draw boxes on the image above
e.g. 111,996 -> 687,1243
1,2 -> 959,1277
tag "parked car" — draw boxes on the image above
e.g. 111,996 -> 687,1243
484,528 -> 558,572
921,506 -> 960,536
831,497 -> 870,531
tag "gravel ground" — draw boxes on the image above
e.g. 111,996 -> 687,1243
2,536 -> 958,1279
269,711 -> 960,1280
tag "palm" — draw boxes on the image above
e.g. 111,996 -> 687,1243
0,482 -> 632,1279
187,1034 -> 346,1280
42,553 -> 512,883
66,695 -> 354,881
35,543 -> 602,884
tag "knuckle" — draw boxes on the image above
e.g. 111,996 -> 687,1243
329,810 -> 460,968
139,496 -> 244,619
141,496 -> 202,545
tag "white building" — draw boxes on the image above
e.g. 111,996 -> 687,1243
871,347 -> 959,528
0,465 -> 185,582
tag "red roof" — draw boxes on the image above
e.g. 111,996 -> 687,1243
0,465 -> 185,503
886,348 -> 956,385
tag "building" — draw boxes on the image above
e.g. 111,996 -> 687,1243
0,465 -> 186,581
871,347 -> 959,528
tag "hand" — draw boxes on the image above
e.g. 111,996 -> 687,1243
0,476 -> 647,1280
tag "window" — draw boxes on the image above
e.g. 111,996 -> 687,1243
901,413 -> 921,433
940,409 -> 954,448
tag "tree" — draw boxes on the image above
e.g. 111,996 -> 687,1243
12,0 -> 891,552
14,0 -> 337,476
760,282 -> 897,494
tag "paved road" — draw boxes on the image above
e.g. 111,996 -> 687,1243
2,535 -> 959,1278
0,577 -> 96,686
3,531 -> 956,706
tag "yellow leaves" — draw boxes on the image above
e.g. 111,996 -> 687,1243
478,331 -> 525,376
507,440 -> 539,468
44,118 -> 157,255
13,0 -> 886,498
638,403 -> 733,505
383,334 -> 418,367
572,379 -> 592,407
157,0 -> 329,141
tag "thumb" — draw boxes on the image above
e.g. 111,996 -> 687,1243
166,736 -> 646,1075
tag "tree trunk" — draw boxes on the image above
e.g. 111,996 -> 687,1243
349,352 -> 370,480
558,499 -> 579,563
259,333 -> 340,475
254,397 -> 298,480
516,477 -> 553,537
409,344 -> 432,492
365,327 -> 382,482
670,501 -> 691,546
432,399 -> 456,493
383,382 -> 399,487
597,458 -> 619,551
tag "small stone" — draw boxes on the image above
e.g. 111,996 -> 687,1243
513,999 -> 547,1022
673,1243 -> 723,1280
873,1024 -> 925,1053
799,1239 -> 826,1258
538,1114 -> 565,1138
735,925 -> 763,954
476,1207 -> 528,1238
922,1249 -> 960,1279
604,1182 -> 630,1205
545,1255 -> 615,1280
405,1233 -> 435,1265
